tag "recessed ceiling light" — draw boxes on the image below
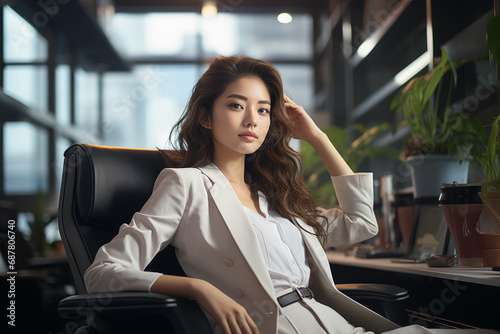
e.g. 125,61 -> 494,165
277,13 -> 292,24
202,1 -> 217,18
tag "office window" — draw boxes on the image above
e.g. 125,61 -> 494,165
109,12 -> 312,60
276,64 -> 314,112
3,6 -> 47,62
221,14 -> 312,60
4,65 -> 48,110
109,13 -> 200,58
103,64 -> 199,149
200,14 -> 238,56
103,11 -> 313,150
75,68 -> 99,133
199,13 -> 312,59
56,65 -> 71,125
3,122 -> 49,195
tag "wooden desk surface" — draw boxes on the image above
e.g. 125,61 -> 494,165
327,251 -> 500,288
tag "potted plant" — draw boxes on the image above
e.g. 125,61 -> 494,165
301,122 -> 400,207
480,12 -> 500,226
390,48 -> 487,198
472,13 -> 500,270
479,113 -> 500,226
477,113 -> 500,269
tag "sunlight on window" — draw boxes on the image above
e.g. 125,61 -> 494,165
110,12 -> 311,59
104,12 -> 313,149
201,14 -> 238,56
4,122 -> 48,194
4,65 -> 48,110
145,13 -> 199,55
3,6 -> 47,62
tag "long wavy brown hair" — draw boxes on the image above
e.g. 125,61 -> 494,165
163,56 -> 327,241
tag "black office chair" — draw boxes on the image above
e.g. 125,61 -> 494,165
57,144 -> 409,334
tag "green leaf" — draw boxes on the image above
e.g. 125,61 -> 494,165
301,123 -> 399,207
487,14 -> 500,65
484,114 -> 500,182
389,47 -> 485,160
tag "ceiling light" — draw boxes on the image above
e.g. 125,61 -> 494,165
277,13 -> 292,24
202,1 -> 217,18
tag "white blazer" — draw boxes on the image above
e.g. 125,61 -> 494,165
85,163 -> 399,334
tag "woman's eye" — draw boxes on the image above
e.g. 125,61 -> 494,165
231,103 -> 243,109
259,108 -> 270,114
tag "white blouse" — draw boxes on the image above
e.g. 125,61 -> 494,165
243,192 -> 310,293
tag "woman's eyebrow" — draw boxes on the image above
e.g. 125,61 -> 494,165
226,94 -> 271,105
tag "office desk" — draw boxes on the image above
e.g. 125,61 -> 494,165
327,252 -> 500,287
328,251 -> 500,330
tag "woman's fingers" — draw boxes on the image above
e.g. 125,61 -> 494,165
283,94 -> 322,142
220,309 -> 258,334
284,96 -> 304,115
245,313 -> 260,334
227,314 -> 246,334
192,280 -> 259,334
229,306 -> 259,334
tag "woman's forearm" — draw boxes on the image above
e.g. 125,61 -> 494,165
152,275 -> 259,333
150,274 -> 204,298
307,131 -> 353,177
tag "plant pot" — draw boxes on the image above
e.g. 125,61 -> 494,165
479,191 -> 500,228
392,192 -> 415,252
478,233 -> 500,269
439,184 -> 484,266
407,155 -> 469,198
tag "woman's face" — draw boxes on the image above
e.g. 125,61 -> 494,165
208,76 -> 271,160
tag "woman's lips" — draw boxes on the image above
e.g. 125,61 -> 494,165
239,131 -> 258,141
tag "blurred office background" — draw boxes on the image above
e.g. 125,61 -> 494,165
0,0 -> 498,332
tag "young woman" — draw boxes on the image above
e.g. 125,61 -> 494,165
84,56 -> 498,334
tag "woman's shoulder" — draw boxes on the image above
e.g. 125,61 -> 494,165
156,166 -> 204,182
154,164 -> 216,189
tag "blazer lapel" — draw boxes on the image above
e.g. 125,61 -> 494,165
198,164 -> 276,299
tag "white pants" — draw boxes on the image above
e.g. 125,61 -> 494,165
278,295 -> 368,334
277,288 -> 499,334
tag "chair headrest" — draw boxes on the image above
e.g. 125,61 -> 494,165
66,144 -> 167,228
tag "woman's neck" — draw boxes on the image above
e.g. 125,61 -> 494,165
212,154 -> 247,186
213,154 -> 264,216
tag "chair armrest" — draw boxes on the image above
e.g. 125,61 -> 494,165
59,292 -> 213,334
58,291 -> 178,318
337,283 -> 409,303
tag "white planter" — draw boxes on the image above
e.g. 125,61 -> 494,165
406,155 -> 469,198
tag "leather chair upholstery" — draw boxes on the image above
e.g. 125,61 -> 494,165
58,143 -> 409,333
58,144 -> 210,334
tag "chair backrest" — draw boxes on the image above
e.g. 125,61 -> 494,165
58,144 -> 185,293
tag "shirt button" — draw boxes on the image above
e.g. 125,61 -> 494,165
234,289 -> 244,298
224,258 -> 234,267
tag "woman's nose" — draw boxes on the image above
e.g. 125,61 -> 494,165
244,109 -> 257,127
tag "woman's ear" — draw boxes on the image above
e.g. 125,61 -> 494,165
198,107 -> 211,129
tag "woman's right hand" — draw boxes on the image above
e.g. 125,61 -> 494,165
151,274 -> 259,334
192,280 -> 259,334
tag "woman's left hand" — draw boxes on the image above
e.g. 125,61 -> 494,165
284,95 -> 322,143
